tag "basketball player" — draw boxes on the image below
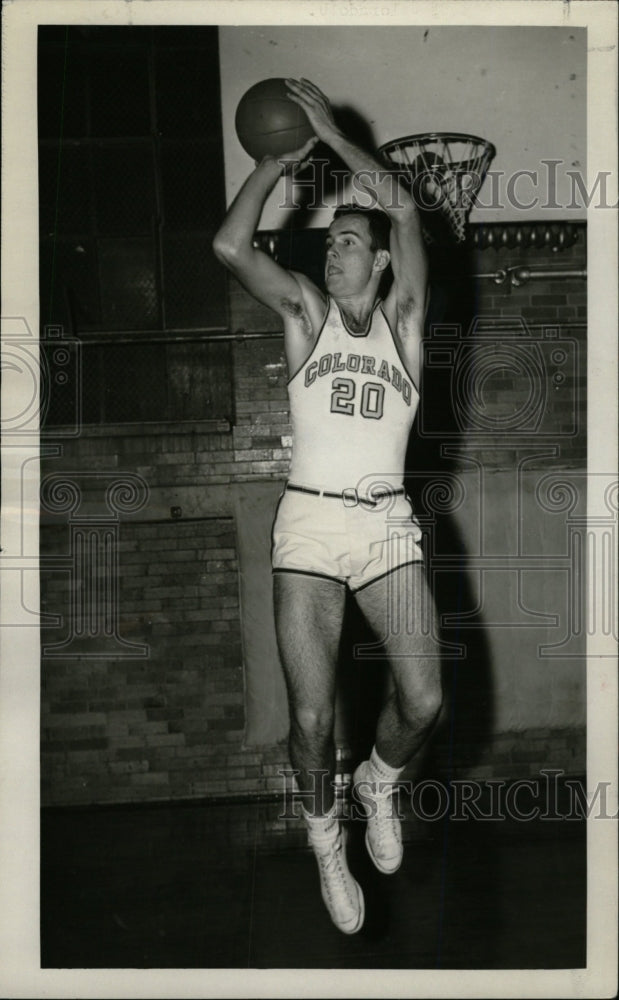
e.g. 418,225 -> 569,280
213,78 -> 442,934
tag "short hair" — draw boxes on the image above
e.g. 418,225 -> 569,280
332,204 -> 391,253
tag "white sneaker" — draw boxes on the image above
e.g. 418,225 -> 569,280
353,760 -> 403,874
308,824 -> 365,934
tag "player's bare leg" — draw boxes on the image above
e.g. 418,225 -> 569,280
353,563 -> 442,873
273,573 -> 364,933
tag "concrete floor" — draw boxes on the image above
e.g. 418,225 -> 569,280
41,796 -> 586,969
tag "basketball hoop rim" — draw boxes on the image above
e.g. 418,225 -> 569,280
379,132 -> 496,159
378,132 -> 497,244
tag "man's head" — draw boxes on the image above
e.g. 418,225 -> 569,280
325,205 -> 392,296
332,204 -> 392,252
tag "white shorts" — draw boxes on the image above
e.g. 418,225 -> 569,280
271,483 -> 424,593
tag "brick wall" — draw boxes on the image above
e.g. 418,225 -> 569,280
232,340 -> 292,481
40,225 -> 587,806
41,516 -> 291,805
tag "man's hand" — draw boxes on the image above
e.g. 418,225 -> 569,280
258,134 -> 319,175
285,78 -> 340,145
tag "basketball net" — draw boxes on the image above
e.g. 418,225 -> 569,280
379,132 -> 496,243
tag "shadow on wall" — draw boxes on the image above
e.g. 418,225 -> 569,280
413,243 -> 494,778
282,103 -> 380,215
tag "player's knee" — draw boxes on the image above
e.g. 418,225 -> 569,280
425,683 -> 444,725
291,704 -> 335,742
401,678 -> 442,730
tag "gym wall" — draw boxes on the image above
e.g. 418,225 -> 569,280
219,25 -> 586,228
40,25 -> 587,811
40,237 -> 587,808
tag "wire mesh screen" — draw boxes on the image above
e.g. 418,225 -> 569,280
88,45 -> 151,137
154,43 -> 222,137
38,26 -> 230,426
163,234 -> 228,329
40,338 -> 233,429
97,238 -> 160,330
39,144 -> 93,236
39,239 -> 101,330
92,143 -> 155,235
160,139 -> 222,231
38,34 -> 88,139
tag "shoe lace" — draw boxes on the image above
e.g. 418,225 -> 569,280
315,834 -> 355,905
370,785 -> 401,847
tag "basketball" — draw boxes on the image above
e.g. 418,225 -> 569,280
235,78 -> 315,160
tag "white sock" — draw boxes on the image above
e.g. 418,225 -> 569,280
368,746 -> 405,786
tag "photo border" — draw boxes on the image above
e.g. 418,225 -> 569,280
1,1 -> 617,997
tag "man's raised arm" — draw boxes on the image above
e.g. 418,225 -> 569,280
212,137 -> 317,318
285,78 -> 427,315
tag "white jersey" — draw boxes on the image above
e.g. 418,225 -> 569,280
287,297 -> 419,492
